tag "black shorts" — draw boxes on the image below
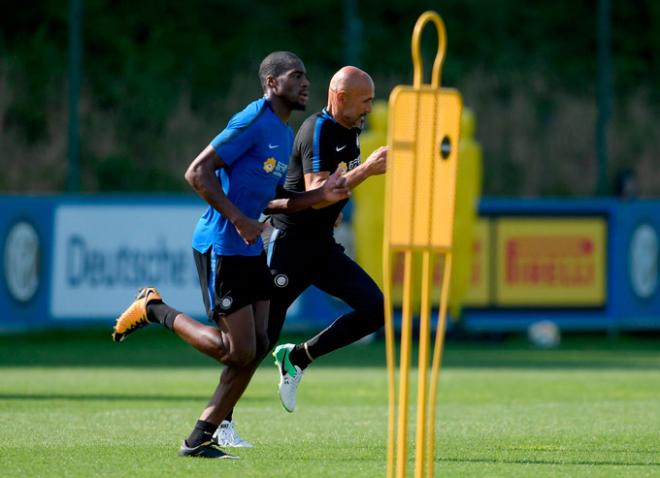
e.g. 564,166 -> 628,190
265,228 -> 384,341
193,248 -> 272,321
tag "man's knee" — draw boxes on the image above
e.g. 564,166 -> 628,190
360,287 -> 384,315
361,289 -> 385,332
202,330 -> 231,363
373,289 -> 385,316
225,345 -> 256,368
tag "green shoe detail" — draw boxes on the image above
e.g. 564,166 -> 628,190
273,344 -> 297,377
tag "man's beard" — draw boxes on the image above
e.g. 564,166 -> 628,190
286,95 -> 307,111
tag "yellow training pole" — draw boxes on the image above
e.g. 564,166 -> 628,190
384,10 -> 462,478
396,251 -> 414,478
414,251 -> 433,478
383,248 -> 396,478
411,12 -> 446,90
425,253 -> 452,478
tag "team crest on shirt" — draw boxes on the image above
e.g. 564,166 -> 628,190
263,157 -> 277,173
274,274 -> 289,288
338,161 -> 348,172
220,296 -> 233,310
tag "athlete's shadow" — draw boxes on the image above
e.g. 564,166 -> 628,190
0,392 -> 271,403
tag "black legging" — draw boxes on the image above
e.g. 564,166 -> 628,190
266,230 -> 384,359
225,231 -> 384,421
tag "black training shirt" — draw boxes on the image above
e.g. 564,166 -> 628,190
271,109 -> 361,236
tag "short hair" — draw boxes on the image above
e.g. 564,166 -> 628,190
258,51 -> 303,90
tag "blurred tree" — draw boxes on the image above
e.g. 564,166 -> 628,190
0,0 -> 657,194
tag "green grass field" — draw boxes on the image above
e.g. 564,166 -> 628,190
1,328 -> 659,477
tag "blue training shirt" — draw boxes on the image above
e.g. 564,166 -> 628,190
192,98 -> 293,256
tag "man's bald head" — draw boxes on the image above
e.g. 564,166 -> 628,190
327,66 -> 375,129
329,66 -> 374,95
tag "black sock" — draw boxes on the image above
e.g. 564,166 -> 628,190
289,343 -> 312,370
224,410 -> 233,423
146,301 -> 180,330
185,420 -> 217,448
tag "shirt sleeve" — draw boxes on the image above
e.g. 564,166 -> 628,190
210,115 -> 259,166
301,118 -> 334,174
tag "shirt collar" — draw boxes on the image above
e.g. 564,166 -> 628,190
320,108 -> 337,123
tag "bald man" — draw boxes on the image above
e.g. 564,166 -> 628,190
266,66 -> 388,412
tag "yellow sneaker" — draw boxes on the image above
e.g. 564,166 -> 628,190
112,287 -> 162,343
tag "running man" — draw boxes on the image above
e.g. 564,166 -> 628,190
267,66 -> 387,412
111,52 -> 349,459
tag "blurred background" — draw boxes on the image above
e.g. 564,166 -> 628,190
1,0 -> 659,338
2,0 -> 659,195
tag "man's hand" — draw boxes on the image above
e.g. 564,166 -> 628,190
233,215 -> 266,245
364,146 -> 388,176
321,168 -> 351,202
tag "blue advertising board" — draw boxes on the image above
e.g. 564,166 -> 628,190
1,195 -> 658,333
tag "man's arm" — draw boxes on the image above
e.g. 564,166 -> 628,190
306,145 -> 388,209
184,144 -> 264,244
264,168 -> 350,214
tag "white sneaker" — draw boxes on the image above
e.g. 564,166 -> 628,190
272,343 -> 304,412
212,420 -> 254,448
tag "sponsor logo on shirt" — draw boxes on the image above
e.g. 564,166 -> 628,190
274,162 -> 287,177
338,158 -> 360,172
263,157 -> 287,178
